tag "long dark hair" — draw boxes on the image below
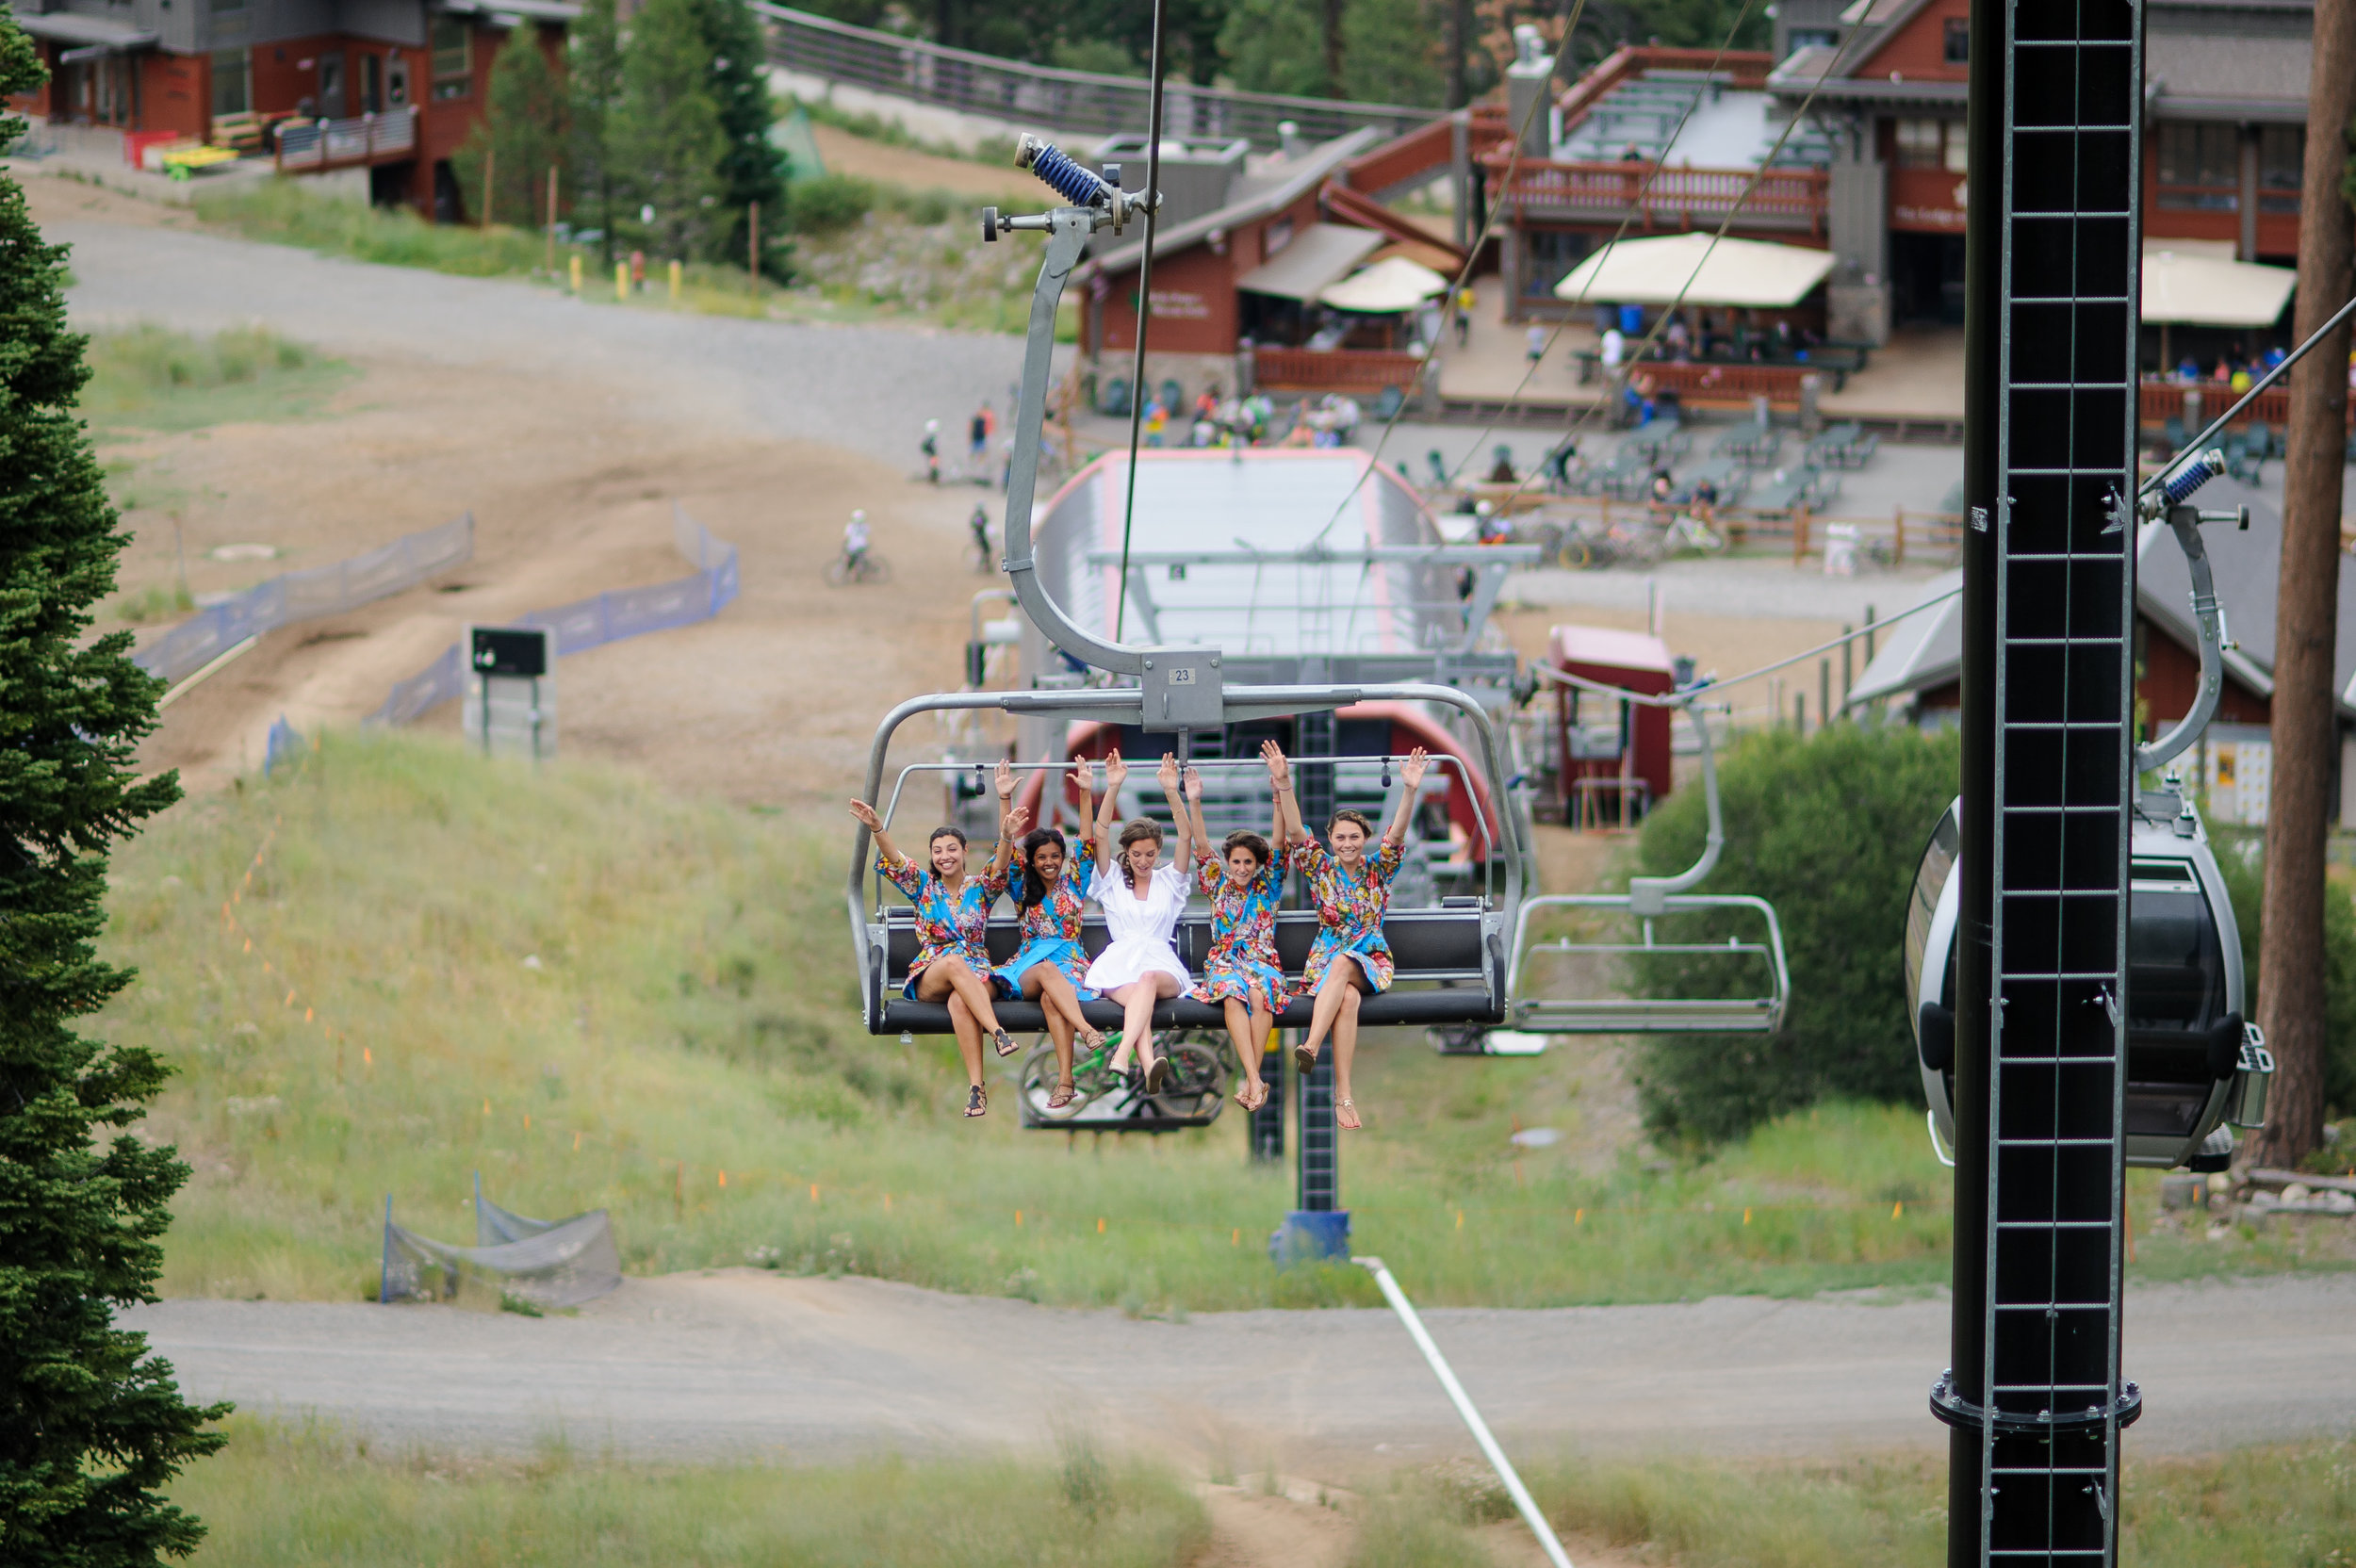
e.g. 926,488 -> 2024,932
1222,829 -> 1271,869
1116,818 -> 1163,891
1012,826 -> 1067,911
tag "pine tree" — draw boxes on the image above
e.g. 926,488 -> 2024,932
569,0 -> 625,267
682,0 -> 791,278
454,25 -> 572,234
610,0 -> 728,263
0,16 -> 228,1565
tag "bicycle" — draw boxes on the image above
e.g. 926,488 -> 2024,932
824,549 -> 892,586
1018,1031 -> 1228,1126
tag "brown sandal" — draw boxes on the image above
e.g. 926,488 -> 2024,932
1292,1041 -> 1318,1074
993,1027 -> 1020,1057
963,1085 -> 988,1119
1047,1077 -> 1077,1109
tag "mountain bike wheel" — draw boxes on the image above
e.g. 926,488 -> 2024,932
823,557 -> 853,586
1147,1038 -> 1225,1121
1557,537 -> 1594,570
858,554 -> 893,584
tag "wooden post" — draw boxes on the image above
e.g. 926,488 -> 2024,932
748,199 -> 760,294
1893,506 -> 1906,566
615,260 -> 628,302
482,145 -> 494,230
1792,504 -> 1809,566
668,258 -> 682,300
545,165 -> 558,273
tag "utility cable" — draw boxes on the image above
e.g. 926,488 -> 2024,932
1114,0 -> 1172,642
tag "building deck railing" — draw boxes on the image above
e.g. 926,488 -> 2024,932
1489,156 -> 1828,233
754,2 -> 1436,145
275,106 -> 417,174
1252,345 -> 1428,394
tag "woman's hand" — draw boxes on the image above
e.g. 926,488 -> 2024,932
1104,750 -> 1128,789
1070,757 -> 1094,800
1261,739 -> 1290,791
1157,753 -> 1180,792
994,759 -> 1015,801
1184,765 -> 1203,803
1005,805 -> 1031,838
1399,746 -> 1430,792
848,800 -> 882,832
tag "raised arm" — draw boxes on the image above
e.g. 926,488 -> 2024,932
1383,747 -> 1430,847
1263,740 -> 1302,845
1181,763 -> 1212,855
847,798 -> 902,867
1158,754 -> 1191,870
1092,751 -> 1127,874
987,760 -> 1026,876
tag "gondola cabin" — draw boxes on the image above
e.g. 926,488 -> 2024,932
1905,785 -> 2273,1172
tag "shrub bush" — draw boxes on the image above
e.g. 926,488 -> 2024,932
2210,831 -> 2356,1119
789,172 -> 877,234
1628,722 -> 1962,1146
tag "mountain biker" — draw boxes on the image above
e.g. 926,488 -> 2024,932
921,420 -> 940,484
968,505 -> 991,569
843,510 -> 871,571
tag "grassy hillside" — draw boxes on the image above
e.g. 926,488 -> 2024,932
103,731 -> 2334,1310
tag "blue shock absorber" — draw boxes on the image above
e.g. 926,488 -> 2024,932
1018,135 -> 1106,207
2160,449 -> 2226,508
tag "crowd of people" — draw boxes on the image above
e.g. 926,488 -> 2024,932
848,744 -> 1432,1130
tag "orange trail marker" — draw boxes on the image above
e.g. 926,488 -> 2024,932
363,1047 -> 372,1066
483,1100 -> 491,1116
884,1192 -> 892,1212
810,1184 -> 819,1203
718,1169 -> 728,1188
1015,1209 -> 1023,1227
1455,1209 -> 1464,1230
1892,1200 -> 1904,1220
1575,1208 -> 1584,1225
1743,1207 -> 1753,1225
1231,1227 -> 1239,1246
243,939 -> 252,953
523,1114 -> 531,1131
284,990 -> 295,1007
1096,1217 -> 1105,1233
572,1131 -> 581,1152
303,1007 -> 314,1022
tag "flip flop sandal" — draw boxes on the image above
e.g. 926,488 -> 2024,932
1292,1041 -> 1318,1074
1336,1097 -> 1361,1131
993,1027 -> 1020,1057
1145,1057 -> 1171,1094
1080,1026 -> 1109,1050
963,1085 -> 988,1119
1234,1081 -> 1265,1110
1047,1078 -> 1077,1109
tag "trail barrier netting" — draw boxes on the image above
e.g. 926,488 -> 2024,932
370,505 -> 740,726
381,1182 -> 622,1308
134,514 -> 475,687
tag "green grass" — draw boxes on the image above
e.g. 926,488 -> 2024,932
196,179 -> 562,278
1347,1442 -> 2356,1567
102,730 -> 2328,1311
172,1416 -> 1206,1567
80,323 -> 356,433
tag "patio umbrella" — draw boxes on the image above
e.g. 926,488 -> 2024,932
1320,255 -> 1452,313
1551,232 -> 1835,308
2141,249 -> 2295,327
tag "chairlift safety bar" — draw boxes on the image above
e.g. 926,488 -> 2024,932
1505,892 -> 1791,1033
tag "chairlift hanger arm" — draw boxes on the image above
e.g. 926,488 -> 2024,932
1080,546 -> 1547,567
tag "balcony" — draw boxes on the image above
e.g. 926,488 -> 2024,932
1487,157 -> 1827,236
275,106 -> 417,175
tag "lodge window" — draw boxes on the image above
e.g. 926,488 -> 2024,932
2155,122 -> 2238,208
1521,230 -> 1592,299
210,46 -> 249,115
1788,27 -> 1837,51
207,0 -> 247,41
1942,17 -> 1968,64
431,19 -> 472,99
1892,119 -> 1965,173
2258,123 -> 2303,212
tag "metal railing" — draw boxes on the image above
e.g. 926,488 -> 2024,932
275,106 -> 417,174
756,3 -> 1438,145
1493,158 -> 1828,232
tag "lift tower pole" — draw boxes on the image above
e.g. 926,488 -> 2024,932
1945,1 -> 2145,1561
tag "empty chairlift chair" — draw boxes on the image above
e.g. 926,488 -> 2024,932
1503,676 -> 1790,1035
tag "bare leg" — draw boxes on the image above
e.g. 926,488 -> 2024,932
1224,996 -> 1268,1107
918,957 -> 1008,1048
943,992 -> 985,1090
1300,965 -> 1357,1061
1108,974 -> 1182,1081
1022,967 -> 1079,1086
1333,974 -> 1367,1130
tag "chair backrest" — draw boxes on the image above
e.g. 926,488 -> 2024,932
1100,377 -> 1131,416
1375,385 -> 1404,420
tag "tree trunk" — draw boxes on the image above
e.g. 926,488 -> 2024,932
1322,0 -> 1346,95
2251,0 -> 2356,1168
1448,0 -> 1472,109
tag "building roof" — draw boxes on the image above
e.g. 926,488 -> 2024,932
1550,625 -> 1674,675
1848,481 -> 2356,716
2147,32 -> 2311,122
9,10 -> 156,48
440,0 -> 586,21
1235,222 -> 1384,302
1075,128 -> 1381,284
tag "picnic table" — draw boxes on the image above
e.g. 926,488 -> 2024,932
1712,418 -> 1782,468
1743,466 -> 1841,517
1622,420 -> 1691,465
1806,421 -> 1880,470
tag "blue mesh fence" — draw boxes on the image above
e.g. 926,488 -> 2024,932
135,514 -> 474,687
368,505 -> 740,727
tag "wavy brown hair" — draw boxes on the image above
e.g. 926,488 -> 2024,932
1115,818 -> 1164,891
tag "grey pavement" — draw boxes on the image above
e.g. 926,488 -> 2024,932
125,1268 -> 2356,1469
54,209 -> 1042,469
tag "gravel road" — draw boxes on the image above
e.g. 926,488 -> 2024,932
126,1268 -> 2356,1471
53,204 -> 1040,468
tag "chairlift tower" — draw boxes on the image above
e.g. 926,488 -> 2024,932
1947,1 -> 2144,1559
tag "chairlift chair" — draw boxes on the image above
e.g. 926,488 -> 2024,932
1501,678 -> 1792,1036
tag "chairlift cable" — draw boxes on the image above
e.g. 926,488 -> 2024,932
1529,582 -> 1961,709
1301,0 -> 1595,547
1113,0 -> 1172,643
2144,289 -> 2356,498
1481,18 -> 1891,519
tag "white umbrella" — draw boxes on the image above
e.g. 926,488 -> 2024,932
1320,255 -> 1453,314
2141,249 -> 2295,327
1552,232 -> 1835,309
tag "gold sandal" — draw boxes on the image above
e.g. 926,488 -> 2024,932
1336,1097 -> 1361,1131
